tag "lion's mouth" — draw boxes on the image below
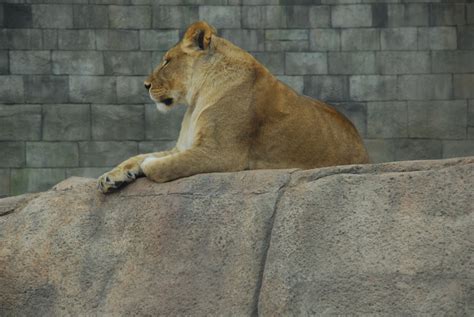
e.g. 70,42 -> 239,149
161,98 -> 174,106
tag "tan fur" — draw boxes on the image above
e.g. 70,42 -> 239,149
98,21 -> 369,193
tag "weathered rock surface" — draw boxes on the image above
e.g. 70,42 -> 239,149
0,157 -> 473,316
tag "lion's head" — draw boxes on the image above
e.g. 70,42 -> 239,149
144,21 -> 217,113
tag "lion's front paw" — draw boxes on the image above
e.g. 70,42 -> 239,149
97,169 -> 137,194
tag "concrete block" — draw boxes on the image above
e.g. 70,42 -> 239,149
199,6 -> 240,28
469,100 -> 474,127
66,167 -> 111,179
442,140 -> 474,159
139,30 -> 179,51
376,52 -> 430,74
430,4 -> 465,26
242,6 -> 285,28
138,141 -> 176,154
328,52 -> 375,75
309,6 -> 330,28
453,74 -> 474,99
265,29 -> 307,41
69,76 -> 116,104
73,5 -> 108,28
331,5 -> 372,27
468,4 -> 474,24
381,27 -> 417,50
24,75 -> 69,103
104,51 -> 152,75
4,4 -> 32,28
398,74 -> 452,100
408,100 -> 467,139
9,50 -> 50,75
0,5 -> 2,28
0,51 -> 8,74
0,105 -> 41,141
145,104 -> 186,140
432,51 -> 474,73
332,102 -> 367,137
26,142 -> 79,168
387,4 -> 429,26
91,104 -> 145,141
0,142 -> 25,167
96,30 -> 139,51
372,3 -> 388,28
79,141 -> 138,167
0,29 -> 42,50
0,76 -> 24,103
52,51 -> 103,75
0,169 -> 9,197
469,128 -> 474,140
265,41 -> 308,52
221,29 -> 265,52
153,5 -> 198,29
32,4 -> 73,28
11,168 -> 65,195
304,76 -> 349,102
350,75 -> 397,101
395,139 -> 442,161
252,52 -> 284,75
418,27 -> 457,50
367,101 -> 407,138
43,104 -> 90,141
283,6 -> 310,29
117,76 -> 150,104
364,139 -> 396,163
109,5 -> 151,29
42,29 -> 57,50
341,29 -> 379,51
277,75 -> 304,94
457,27 -> 474,50
309,29 -> 340,51
90,0 -> 130,3
58,30 -> 95,50
285,52 -> 327,75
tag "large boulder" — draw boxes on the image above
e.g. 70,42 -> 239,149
0,157 -> 472,316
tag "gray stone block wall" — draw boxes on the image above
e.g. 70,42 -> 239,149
0,0 -> 473,197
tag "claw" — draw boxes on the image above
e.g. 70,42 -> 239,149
126,171 -> 136,180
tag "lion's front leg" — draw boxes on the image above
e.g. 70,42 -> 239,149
98,149 -> 177,193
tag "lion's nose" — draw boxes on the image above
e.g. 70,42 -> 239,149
144,81 -> 151,90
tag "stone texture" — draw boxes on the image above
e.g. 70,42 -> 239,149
309,29 -> 340,51
96,30 -> 139,51
242,6 -> 285,29
117,76 -> 150,104
276,76 -> 304,94
52,51 -> 104,75
24,75 -> 69,103
43,104 -> 91,141
104,52 -> 152,75
259,158 -> 473,315
367,101 -> 407,138
304,76 -> 349,102
443,141 -> 474,159
0,105 -> 41,141
418,27 -> 457,50
153,5 -> 198,29
69,76 -> 116,104
387,3 -> 429,26
10,168 -> 65,195
308,6 -> 330,28
331,5 -> 372,27
0,51 -> 8,74
79,141 -> 138,167
380,27 -> 417,50
398,74 -> 452,100
4,4 -> 32,28
454,75 -> 474,99
66,167 -> 111,179
376,52 -> 430,74
221,29 -> 265,52
0,76 -> 24,103
408,100 -> 467,139
109,5 -> 151,29
26,142 -> 79,168
0,29 -> 42,50
457,27 -> 474,50
138,140 -> 176,154
91,105 -> 144,141
432,51 -> 474,74
58,30 -> 95,50
430,4 -> 465,26
252,52 -> 284,75
42,29 -> 57,50
0,169 -> 9,197
199,6 -> 241,28
350,75 -> 398,101
328,52 -> 375,75
73,5 -> 108,28
0,158 -> 472,315
0,142 -> 25,167
32,4 -> 73,28
285,52 -> 327,75
341,29 -> 379,51
139,30 -> 180,51
145,104 -> 186,140
332,102 -> 366,137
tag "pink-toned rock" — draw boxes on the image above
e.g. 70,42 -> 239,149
0,158 -> 472,316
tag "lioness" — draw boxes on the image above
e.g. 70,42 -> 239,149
98,21 -> 369,193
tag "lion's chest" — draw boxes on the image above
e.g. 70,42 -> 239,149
176,108 -> 201,151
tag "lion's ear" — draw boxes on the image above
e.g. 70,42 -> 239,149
183,21 -> 216,51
